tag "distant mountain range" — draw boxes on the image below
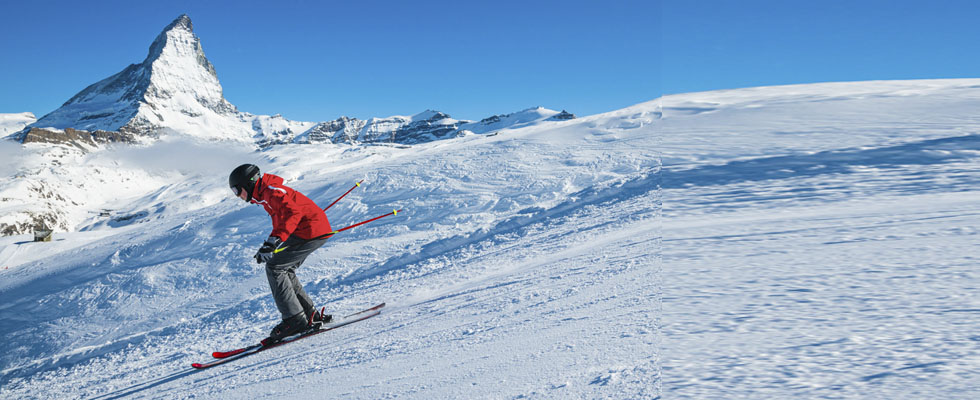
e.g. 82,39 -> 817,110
7,14 -> 574,148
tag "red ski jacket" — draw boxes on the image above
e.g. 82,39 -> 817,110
250,173 -> 332,241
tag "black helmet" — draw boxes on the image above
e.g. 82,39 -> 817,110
229,164 -> 261,201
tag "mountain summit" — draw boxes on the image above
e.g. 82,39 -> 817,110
30,14 -> 250,141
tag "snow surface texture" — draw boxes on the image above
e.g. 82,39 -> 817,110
661,79 -> 980,398
0,100 -> 660,398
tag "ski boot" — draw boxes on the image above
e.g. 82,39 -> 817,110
308,307 -> 333,329
262,312 -> 311,345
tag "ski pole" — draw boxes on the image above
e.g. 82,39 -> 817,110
323,180 -> 364,212
331,209 -> 402,235
274,209 -> 404,253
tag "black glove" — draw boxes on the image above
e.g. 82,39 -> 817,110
254,236 -> 283,264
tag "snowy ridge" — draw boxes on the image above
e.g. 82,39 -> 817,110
274,107 -> 566,146
460,106 -> 565,134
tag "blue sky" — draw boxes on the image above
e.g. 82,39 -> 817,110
0,0 -> 659,122
2,1 -> 978,122
663,1 -> 980,94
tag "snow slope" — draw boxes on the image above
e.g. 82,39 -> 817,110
0,113 -> 35,136
661,79 -> 980,398
0,101 -> 660,398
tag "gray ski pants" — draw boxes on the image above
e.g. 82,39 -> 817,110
265,235 -> 327,320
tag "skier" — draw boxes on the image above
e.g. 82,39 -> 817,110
228,163 -> 333,343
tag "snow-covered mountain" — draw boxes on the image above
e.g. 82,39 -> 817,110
15,14 -> 572,148
247,106 -> 571,147
286,107 -> 573,146
27,15 -> 250,142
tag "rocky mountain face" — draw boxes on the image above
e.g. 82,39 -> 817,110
549,110 -> 576,120
302,117 -> 368,145
284,111 -> 464,146
20,127 -> 136,150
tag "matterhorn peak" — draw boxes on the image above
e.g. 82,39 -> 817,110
147,15 -> 194,57
144,14 -> 216,79
169,14 -> 193,30
27,14 -> 250,141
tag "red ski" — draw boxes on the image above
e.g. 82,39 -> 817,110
191,303 -> 385,369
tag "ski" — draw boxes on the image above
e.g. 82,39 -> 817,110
210,302 -> 385,359
191,303 -> 385,369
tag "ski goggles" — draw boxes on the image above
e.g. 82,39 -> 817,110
231,186 -> 243,196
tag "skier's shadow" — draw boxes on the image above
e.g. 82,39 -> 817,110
13,239 -> 66,245
89,368 -> 203,400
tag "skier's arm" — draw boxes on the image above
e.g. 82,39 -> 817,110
269,192 -> 304,241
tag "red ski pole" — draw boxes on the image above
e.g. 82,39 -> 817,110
323,180 -> 364,212
332,209 -> 402,234
275,209 -> 403,253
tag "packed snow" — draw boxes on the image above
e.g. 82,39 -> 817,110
661,79 -> 980,398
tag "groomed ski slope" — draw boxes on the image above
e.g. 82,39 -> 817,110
661,79 -> 980,398
0,102 -> 661,398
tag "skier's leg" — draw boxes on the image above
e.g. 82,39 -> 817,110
265,236 -> 328,319
289,270 -> 315,314
266,264 -> 304,319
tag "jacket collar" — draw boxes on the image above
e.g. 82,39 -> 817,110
249,175 -> 263,204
